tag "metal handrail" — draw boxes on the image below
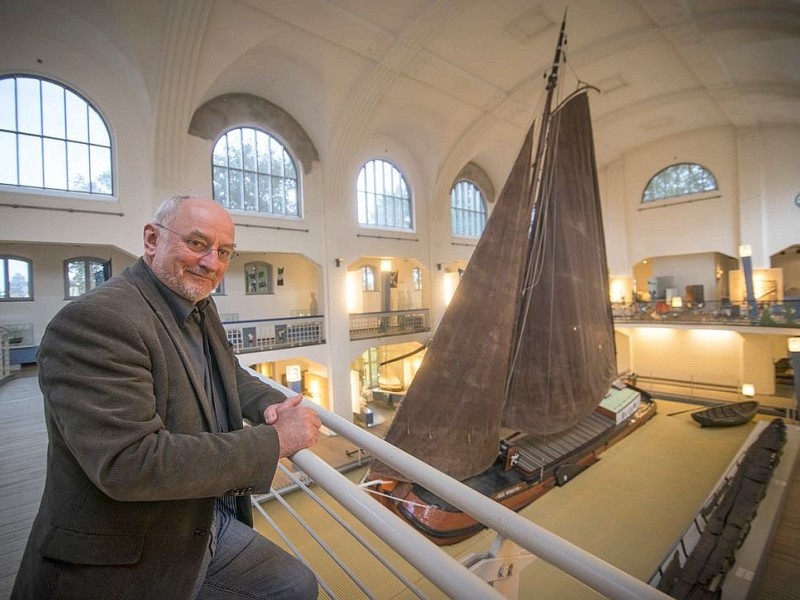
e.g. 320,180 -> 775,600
253,372 -> 669,599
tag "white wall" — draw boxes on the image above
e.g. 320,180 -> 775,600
617,326 -> 796,397
619,126 -> 740,266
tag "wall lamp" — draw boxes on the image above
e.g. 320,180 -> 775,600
334,257 -> 344,268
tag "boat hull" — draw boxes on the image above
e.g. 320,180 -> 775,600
373,396 -> 658,545
691,400 -> 759,428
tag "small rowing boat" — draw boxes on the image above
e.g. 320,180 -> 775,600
691,401 -> 759,428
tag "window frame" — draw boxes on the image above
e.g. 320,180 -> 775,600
0,74 -> 114,197
450,179 -> 487,238
63,256 -> 111,299
211,126 -> 301,219
0,255 -> 33,301
356,159 -> 413,231
244,261 -> 274,295
642,162 -> 718,203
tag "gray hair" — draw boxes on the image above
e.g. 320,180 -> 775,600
152,195 -> 194,225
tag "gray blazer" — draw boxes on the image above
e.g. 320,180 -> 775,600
13,258 -> 287,599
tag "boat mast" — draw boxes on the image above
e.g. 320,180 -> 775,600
505,14 -> 568,399
529,13 -> 567,208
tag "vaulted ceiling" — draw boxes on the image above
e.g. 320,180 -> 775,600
3,0 -> 798,187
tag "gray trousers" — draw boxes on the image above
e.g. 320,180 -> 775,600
194,508 -> 318,599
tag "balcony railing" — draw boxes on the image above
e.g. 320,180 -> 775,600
613,300 -> 800,328
223,316 -> 326,354
349,309 -> 431,340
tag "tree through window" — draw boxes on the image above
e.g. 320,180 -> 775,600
212,127 -> 299,217
643,163 -> 718,202
64,257 -> 110,298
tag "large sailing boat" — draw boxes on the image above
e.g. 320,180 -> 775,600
365,18 -> 657,545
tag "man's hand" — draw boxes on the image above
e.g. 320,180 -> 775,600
263,394 -> 321,457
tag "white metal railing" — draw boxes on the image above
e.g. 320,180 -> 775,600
251,372 -> 669,600
348,309 -> 430,340
222,316 -> 325,353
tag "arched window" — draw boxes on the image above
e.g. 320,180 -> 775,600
450,180 -> 487,237
64,257 -> 110,298
361,266 -> 376,292
357,159 -> 412,230
0,75 -> 113,195
212,127 -> 299,217
1,256 -> 33,300
244,261 -> 273,295
643,163 -> 718,202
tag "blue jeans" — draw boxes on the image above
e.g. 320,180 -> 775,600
194,508 -> 318,599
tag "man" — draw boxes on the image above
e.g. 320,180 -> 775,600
13,196 -> 321,599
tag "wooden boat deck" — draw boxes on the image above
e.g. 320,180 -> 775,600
1,371 -> 798,599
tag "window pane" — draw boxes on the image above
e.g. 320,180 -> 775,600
270,138 -> 283,175
243,170 -> 257,212
356,159 -> 411,229
285,178 -> 298,216
1,76 -> 113,197
258,174 -> 272,213
211,127 -> 300,218
213,166 -> 229,206
67,260 -> 86,297
0,260 -> 6,297
17,78 -> 41,135
228,169 -> 243,210
643,163 -> 718,202
18,134 -> 43,187
65,90 -> 88,143
0,132 -> 18,185
88,107 -> 109,146
89,261 -> 106,290
8,258 -> 31,298
90,145 -> 112,194
451,180 -> 486,237
212,136 -> 227,167
227,129 -> 242,169
43,138 -> 67,189
0,78 -> 16,130
241,127 -> 256,172
41,80 -> 66,138
271,175 -> 284,213
67,141 -> 90,191
284,152 -> 296,179
256,130 -> 270,172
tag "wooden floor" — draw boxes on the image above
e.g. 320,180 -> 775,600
1,370 -> 798,599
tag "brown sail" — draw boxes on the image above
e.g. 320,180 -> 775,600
502,91 -> 616,435
370,123 -> 537,482
365,19 -> 657,545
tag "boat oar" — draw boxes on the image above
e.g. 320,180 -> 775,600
667,401 -> 728,417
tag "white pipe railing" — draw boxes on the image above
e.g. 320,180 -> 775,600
254,374 -> 669,599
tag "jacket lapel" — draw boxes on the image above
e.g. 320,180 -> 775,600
126,259 -> 217,430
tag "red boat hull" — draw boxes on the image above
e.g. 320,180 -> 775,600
373,400 -> 657,545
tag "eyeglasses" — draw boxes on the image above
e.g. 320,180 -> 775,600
154,223 -> 239,263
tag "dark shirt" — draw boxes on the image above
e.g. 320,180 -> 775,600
142,265 -> 237,516
143,265 -> 230,433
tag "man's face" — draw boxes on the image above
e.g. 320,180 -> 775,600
143,199 -> 236,303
